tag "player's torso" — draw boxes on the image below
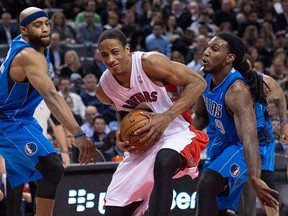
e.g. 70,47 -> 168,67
203,70 -> 245,143
0,35 -> 46,121
100,51 -> 190,135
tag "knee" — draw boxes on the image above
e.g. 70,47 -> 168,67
36,154 -> 64,184
197,169 -> 223,195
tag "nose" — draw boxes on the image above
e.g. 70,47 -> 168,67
203,48 -> 209,57
106,54 -> 115,64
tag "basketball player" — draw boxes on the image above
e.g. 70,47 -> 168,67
192,32 -> 279,216
0,7 -> 96,216
95,29 -> 208,216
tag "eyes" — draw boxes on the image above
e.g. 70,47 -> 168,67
100,50 -> 121,58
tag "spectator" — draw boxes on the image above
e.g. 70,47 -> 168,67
238,10 -> 260,38
75,0 -> 101,25
170,50 -> 185,64
212,0 -> 238,31
64,96 -> 83,126
59,50 -> 84,79
0,12 -> 19,45
91,115 -> 107,142
81,106 -> 99,138
100,0 -> 120,25
242,25 -> 259,48
137,0 -> 152,26
100,130 -> 124,161
259,21 -> 275,52
58,77 -> 86,119
129,29 -> 147,52
120,9 -> 139,41
50,12 -> 76,45
164,14 -> 184,44
76,11 -> 103,45
80,74 -> 109,114
49,32 -> 65,74
102,11 -> 122,31
178,1 -> 200,31
187,46 -> 205,72
188,12 -> 216,37
145,22 -> 171,57
274,0 -> 288,32
236,1 -> 252,24
84,49 -> 106,79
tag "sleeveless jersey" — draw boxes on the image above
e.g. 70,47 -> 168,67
100,51 -> 192,137
203,70 -> 246,145
0,35 -> 51,122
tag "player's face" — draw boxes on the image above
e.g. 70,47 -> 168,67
26,17 -> 51,47
202,36 -> 230,73
98,39 -> 131,75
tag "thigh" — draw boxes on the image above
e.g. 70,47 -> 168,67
0,122 -> 56,187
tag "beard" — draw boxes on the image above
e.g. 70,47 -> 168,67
28,33 -> 51,47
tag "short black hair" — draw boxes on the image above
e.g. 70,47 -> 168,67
98,29 -> 127,47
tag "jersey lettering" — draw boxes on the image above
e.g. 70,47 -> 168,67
123,91 -> 157,109
203,96 -> 222,118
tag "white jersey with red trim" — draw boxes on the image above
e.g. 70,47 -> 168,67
99,51 -> 198,215
100,51 -> 194,137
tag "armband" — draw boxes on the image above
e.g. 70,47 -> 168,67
74,133 -> 86,138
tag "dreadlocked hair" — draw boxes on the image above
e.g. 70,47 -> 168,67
216,32 -> 267,104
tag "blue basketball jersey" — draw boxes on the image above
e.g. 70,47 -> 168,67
0,35 -> 51,122
0,35 -> 56,187
202,69 -> 275,211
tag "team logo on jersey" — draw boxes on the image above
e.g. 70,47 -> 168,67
230,163 -> 240,177
24,142 -> 38,156
137,76 -> 143,83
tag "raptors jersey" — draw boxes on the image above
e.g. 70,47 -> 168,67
100,51 -> 194,138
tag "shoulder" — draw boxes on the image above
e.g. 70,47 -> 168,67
14,47 -> 46,65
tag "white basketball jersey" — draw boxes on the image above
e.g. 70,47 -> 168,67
100,51 -> 192,137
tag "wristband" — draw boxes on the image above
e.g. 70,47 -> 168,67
74,133 -> 86,138
280,121 -> 288,126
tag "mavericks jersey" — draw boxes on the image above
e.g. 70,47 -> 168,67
0,35 -> 51,122
99,51 -> 193,137
203,70 -> 246,146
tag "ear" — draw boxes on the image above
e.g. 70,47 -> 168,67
125,44 -> 130,55
19,26 -> 28,37
226,54 -> 235,64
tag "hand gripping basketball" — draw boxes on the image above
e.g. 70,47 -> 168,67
120,110 -> 151,151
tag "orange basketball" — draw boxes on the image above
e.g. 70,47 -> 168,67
120,110 -> 150,150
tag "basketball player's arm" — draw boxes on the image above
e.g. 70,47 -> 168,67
263,75 -> 288,143
192,97 -> 209,130
226,81 -> 278,209
135,52 -> 206,144
95,82 -> 113,105
14,49 -> 96,164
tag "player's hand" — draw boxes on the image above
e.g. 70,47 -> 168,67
61,152 -> 71,168
75,136 -> 97,164
116,131 -> 137,153
135,111 -> 172,148
249,177 -> 279,209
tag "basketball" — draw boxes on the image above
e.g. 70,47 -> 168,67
120,109 -> 150,150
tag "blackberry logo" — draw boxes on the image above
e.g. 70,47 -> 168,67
68,189 -> 95,212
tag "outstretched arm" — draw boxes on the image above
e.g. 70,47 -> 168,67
226,81 -> 278,209
11,48 -> 96,164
